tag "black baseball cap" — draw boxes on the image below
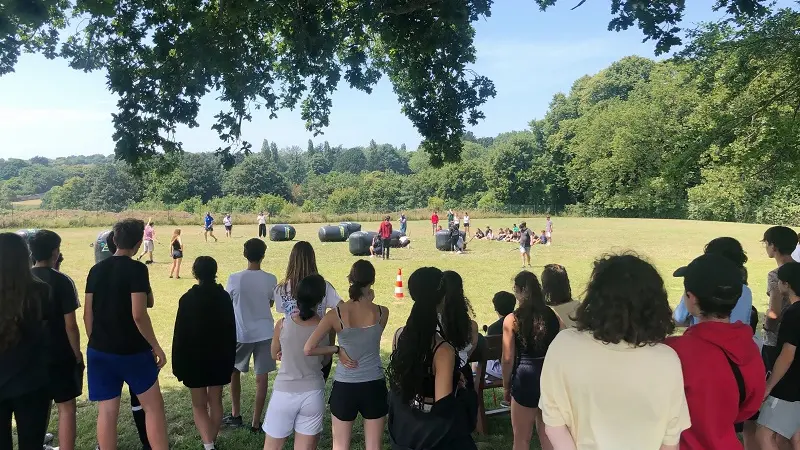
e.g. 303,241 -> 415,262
673,253 -> 743,299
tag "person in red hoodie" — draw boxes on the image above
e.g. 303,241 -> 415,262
666,253 -> 766,450
431,211 -> 439,235
378,216 -> 393,260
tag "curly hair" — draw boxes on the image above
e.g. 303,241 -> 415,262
513,271 -> 550,351
574,253 -> 674,347
441,271 -> 474,351
0,233 -> 47,352
386,267 -> 445,406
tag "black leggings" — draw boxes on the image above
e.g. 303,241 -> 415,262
258,224 -> 267,238
382,238 -> 391,259
0,388 -> 50,450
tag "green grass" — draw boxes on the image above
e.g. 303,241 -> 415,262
9,217 -> 777,449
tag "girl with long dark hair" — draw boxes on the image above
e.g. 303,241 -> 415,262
275,241 -> 342,379
502,271 -> 562,450
387,267 -> 477,450
541,264 -> 579,328
172,256 -> 236,450
440,271 -> 479,388
169,229 -> 183,279
304,260 -> 388,450
264,274 -> 330,450
0,232 -> 52,449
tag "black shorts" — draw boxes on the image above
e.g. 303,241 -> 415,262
511,357 -> 544,408
172,250 -> 183,259
329,379 -> 388,421
49,360 -> 84,403
205,226 -> 213,232
225,225 -> 232,231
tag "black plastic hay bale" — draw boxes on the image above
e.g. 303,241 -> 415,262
348,231 -> 377,256
318,224 -> 348,242
269,224 -> 296,241
94,230 -> 113,263
435,230 -> 453,251
389,230 -> 406,248
339,222 -> 362,237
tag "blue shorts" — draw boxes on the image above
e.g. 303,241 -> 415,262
87,348 -> 159,401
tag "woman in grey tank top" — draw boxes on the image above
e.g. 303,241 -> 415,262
305,260 -> 390,450
263,274 -> 335,449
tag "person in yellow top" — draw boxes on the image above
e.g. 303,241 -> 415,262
538,254 -> 691,450
541,264 -> 580,328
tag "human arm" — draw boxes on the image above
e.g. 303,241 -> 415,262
147,291 -> 155,308
132,292 -> 166,368
304,312 -> 358,368
672,295 -> 691,327
271,319 -> 283,360
767,272 -> 782,320
433,341 -> 456,402
766,342 -> 796,398
545,426 -> 577,450
467,320 -> 479,358
83,294 -> 93,340
64,311 -> 82,363
501,314 -> 516,401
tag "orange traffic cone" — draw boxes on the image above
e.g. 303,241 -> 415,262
394,268 -> 404,299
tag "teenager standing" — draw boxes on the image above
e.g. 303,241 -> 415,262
204,212 -> 218,243
431,211 -> 439,235
762,226 -> 798,372
84,219 -> 169,450
169,229 -> 184,279
378,216 -> 393,260
172,257 -> 236,450
518,222 -> 535,268
223,214 -> 233,238
137,221 -> 156,264
29,230 -> 83,450
223,239 -> 277,432
257,212 -> 267,239
0,233 -> 51,450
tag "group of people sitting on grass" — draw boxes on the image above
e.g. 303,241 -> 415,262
3,218 -> 800,450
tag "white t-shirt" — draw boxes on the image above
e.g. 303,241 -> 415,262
226,269 -> 277,343
223,216 -> 232,226
257,215 -> 266,225
793,244 -> 800,263
463,215 -> 470,224
275,281 -> 342,319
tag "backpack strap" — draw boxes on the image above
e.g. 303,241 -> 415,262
724,352 -> 746,406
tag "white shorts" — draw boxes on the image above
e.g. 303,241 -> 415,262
545,231 -> 552,238
262,389 -> 325,438
758,396 -> 800,438
143,240 -> 154,252
520,245 -> 531,254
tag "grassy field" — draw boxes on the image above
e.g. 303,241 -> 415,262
6,217 -> 778,449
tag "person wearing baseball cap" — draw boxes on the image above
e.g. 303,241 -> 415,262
665,254 -> 766,450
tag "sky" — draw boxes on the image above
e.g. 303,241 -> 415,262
0,1 -> 772,159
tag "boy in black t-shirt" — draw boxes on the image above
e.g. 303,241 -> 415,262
29,230 -> 82,450
758,262 -> 800,446
84,219 -> 169,450
487,291 -> 516,336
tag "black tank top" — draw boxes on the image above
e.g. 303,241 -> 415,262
172,239 -> 181,251
515,307 -> 560,359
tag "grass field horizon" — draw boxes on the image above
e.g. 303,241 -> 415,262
4,216 -> 779,449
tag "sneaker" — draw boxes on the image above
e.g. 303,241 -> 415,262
43,434 -> 54,445
249,423 -> 264,434
222,414 -> 243,427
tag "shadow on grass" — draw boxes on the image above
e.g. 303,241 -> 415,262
63,350 -> 538,450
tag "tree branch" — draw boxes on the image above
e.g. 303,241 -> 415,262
571,0 -> 588,11
383,0 -> 442,15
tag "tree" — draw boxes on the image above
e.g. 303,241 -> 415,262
180,153 -> 224,202
223,155 -> 290,199
365,143 -> 410,174
0,158 -> 29,181
332,147 -> 367,174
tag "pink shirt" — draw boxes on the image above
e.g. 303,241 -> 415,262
144,226 -> 154,241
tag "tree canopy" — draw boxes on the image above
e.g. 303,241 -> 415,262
1,0 -> 774,166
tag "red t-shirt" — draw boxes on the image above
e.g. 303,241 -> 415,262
664,322 -> 765,450
379,221 -> 393,239
431,214 -> 439,224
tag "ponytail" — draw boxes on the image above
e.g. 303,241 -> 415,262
348,259 -> 376,301
513,271 -> 549,351
296,274 -> 326,321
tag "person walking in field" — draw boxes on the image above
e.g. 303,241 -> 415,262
463,212 -> 471,237
257,212 -> 267,239
169,229 -> 184,279
544,215 -> 553,246
204,212 -> 218,243
29,230 -> 84,450
0,233 -> 53,450
519,222 -> 535,268
223,214 -> 233,238
172,256 -> 236,450
431,211 -> 439,235
84,219 -> 170,450
378,216 -> 393,260
223,239 -> 277,432
447,209 -> 455,227
137,221 -> 156,264
399,213 -> 407,235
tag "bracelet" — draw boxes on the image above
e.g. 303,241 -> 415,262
334,345 -> 340,354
